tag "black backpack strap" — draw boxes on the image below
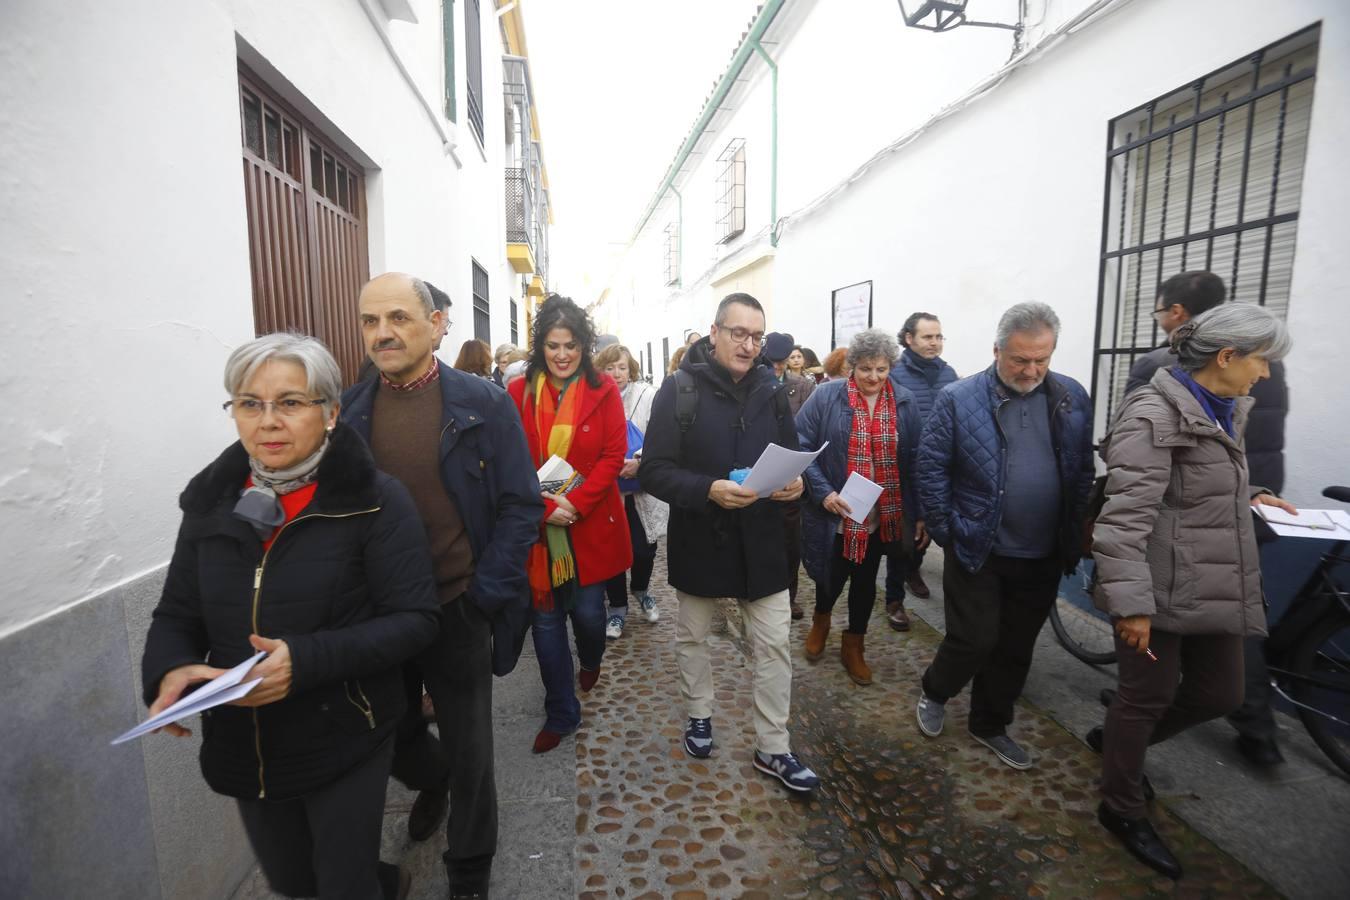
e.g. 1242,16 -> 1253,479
674,369 -> 698,432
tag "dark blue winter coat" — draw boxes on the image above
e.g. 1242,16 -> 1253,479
889,349 -> 959,423
341,362 -> 544,675
796,378 -> 923,585
639,339 -> 798,601
917,365 -> 1095,574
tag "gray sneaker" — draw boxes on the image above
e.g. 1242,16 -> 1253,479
916,693 -> 945,737
637,593 -> 659,623
972,733 -> 1033,770
605,614 -> 625,640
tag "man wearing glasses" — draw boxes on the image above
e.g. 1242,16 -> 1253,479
639,293 -> 821,793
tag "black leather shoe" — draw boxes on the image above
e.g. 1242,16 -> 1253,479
1097,802 -> 1182,879
448,855 -> 492,899
407,782 -> 449,841
1084,726 -> 1155,802
1235,734 -> 1285,768
1100,688 -> 1117,709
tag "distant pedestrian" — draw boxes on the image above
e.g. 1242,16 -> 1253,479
594,342 -> 667,639
883,312 -> 959,630
507,295 -> 631,754
800,346 -> 824,384
785,346 -> 807,378
1088,304 -> 1294,880
797,328 -> 922,685
763,331 -> 816,620
142,333 -> 440,899
641,293 -> 820,793
492,343 -> 519,386
685,330 -> 702,347
822,347 -> 848,381
453,338 -> 494,379
915,302 -> 1094,770
343,272 -> 542,896
667,345 -> 687,375
503,358 -> 529,388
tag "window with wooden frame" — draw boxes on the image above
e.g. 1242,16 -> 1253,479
715,138 -> 746,243
464,0 -> 484,144
1091,26 -> 1318,433
238,67 -> 370,384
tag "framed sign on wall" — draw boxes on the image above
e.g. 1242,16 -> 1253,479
831,280 -> 873,349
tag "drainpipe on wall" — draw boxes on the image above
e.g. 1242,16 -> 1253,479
670,184 -> 683,286
751,38 -> 779,247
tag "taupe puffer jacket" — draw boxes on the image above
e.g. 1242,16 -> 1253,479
1092,368 -> 1267,637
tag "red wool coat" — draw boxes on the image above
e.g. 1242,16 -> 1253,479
508,373 -> 633,586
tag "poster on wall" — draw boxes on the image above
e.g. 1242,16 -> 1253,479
831,280 -> 873,349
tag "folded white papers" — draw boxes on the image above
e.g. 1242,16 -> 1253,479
837,472 -> 883,525
1253,505 -> 1350,539
740,442 -> 829,498
112,651 -> 267,745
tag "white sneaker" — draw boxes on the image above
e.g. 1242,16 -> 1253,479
638,593 -> 659,623
605,615 -> 624,640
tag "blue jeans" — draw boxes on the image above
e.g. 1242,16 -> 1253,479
530,582 -> 607,733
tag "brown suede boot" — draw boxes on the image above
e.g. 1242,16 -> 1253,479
804,612 -> 830,661
840,632 -> 873,685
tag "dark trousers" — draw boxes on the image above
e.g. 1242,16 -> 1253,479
390,599 -> 497,878
605,495 -> 657,609
1102,630 -> 1245,818
884,544 -> 926,602
238,736 -> 398,900
815,533 -> 885,634
1228,636 -> 1278,742
532,582 -> 607,733
785,501 -> 803,603
921,553 -> 1060,738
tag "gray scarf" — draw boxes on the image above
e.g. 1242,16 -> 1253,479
233,437 -> 330,539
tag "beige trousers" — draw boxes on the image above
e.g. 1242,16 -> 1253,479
675,589 -> 793,755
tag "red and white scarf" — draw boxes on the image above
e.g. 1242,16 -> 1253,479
843,377 -> 903,563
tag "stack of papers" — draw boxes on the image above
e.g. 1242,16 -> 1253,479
112,651 -> 267,745
1253,505 -> 1350,539
740,442 -> 829,497
838,472 -> 883,524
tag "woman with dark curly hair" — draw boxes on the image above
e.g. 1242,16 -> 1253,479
453,339 -> 494,378
507,294 -> 632,753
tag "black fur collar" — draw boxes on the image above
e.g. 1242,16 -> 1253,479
179,422 -> 379,515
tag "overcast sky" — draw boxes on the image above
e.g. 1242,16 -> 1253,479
523,0 -> 764,302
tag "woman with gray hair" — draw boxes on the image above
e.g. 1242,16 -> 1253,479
140,333 -> 439,898
795,328 -> 924,684
1088,304 -> 1295,879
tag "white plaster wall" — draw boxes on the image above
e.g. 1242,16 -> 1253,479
613,0 -> 1349,507
0,0 -> 536,634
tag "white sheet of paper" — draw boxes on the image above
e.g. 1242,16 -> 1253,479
537,454 -> 574,482
739,442 -> 829,498
1253,505 -> 1350,539
112,651 -> 267,745
837,472 -> 883,525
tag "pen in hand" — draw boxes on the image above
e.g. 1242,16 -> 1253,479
1145,648 -> 1159,662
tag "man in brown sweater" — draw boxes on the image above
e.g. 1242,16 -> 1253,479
341,273 -> 542,899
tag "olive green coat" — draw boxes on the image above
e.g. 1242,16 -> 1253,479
1092,369 -> 1267,637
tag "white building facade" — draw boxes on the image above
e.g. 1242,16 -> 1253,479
596,0 -> 1348,508
0,1 -> 550,895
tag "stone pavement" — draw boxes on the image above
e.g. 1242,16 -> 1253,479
235,544 -> 1350,899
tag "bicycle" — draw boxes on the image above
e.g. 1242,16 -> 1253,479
1265,485 -> 1350,777
1048,559 -> 1117,666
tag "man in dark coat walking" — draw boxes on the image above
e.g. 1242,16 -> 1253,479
883,311 -> 959,629
341,272 -> 543,898
1122,270 -> 1290,768
640,293 -> 820,793
763,331 -> 815,620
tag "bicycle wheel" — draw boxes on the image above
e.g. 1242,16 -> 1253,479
1290,613 -> 1350,778
1049,598 -> 1118,665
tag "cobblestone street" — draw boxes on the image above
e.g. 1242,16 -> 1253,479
570,547 -> 1278,899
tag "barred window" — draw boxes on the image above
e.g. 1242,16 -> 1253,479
509,297 -> 519,345
664,221 -> 680,286
472,260 -> 490,343
464,0 -> 484,144
1092,25 -> 1318,433
715,139 -> 746,243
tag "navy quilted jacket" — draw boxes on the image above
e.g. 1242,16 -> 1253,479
917,365 -> 1095,574
889,350 -> 958,423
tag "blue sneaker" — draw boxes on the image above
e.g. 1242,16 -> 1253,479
753,750 -> 820,792
683,717 -> 713,758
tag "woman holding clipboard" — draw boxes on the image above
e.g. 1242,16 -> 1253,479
795,328 -> 923,685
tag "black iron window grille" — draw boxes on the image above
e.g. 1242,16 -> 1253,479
664,221 -> 680,286
715,138 -> 746,244
662,337 -> 671,380
1091,25 -> 1319,435
647,341 -> 654,381
464,0 -> 484,144
509,297 -> 519,345
472,259 -> 490,343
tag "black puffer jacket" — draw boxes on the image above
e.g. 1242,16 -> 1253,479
639,339 -> 798,601
141,424 -> 439,800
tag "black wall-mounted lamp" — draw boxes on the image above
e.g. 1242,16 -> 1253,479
896,1 -> 1026,54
